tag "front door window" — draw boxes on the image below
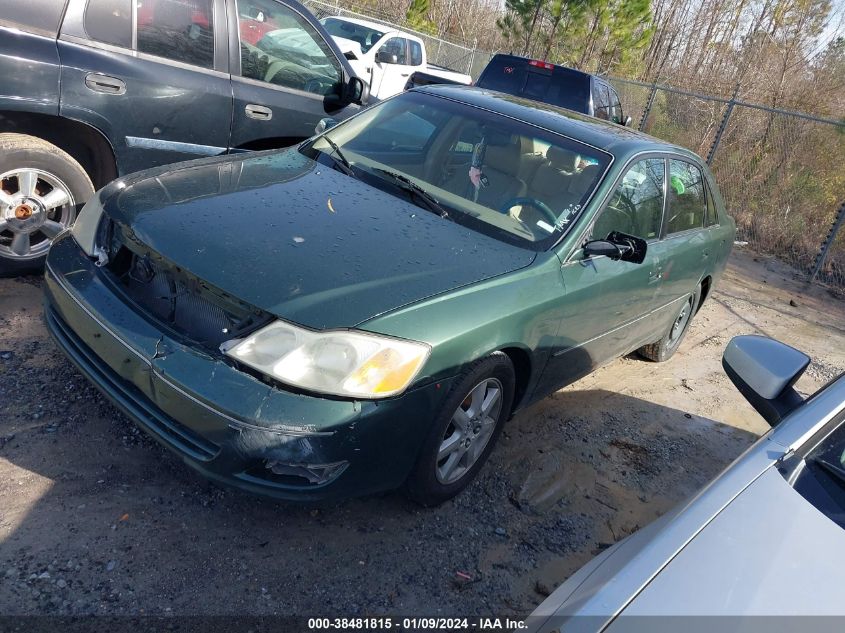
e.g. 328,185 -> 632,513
236,0 -> 341,96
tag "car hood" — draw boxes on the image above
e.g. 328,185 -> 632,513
104,149 -> 535,330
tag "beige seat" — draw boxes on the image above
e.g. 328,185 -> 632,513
514,147 -> 586,229
442,139 -> 526,209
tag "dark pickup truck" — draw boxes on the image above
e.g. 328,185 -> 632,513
407,53 -> 630,127
0,0 -> 368,273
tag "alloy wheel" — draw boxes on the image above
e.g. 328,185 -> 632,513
0,168 -> 76,261
668,295 -> 694,348
436,377 -> 503,485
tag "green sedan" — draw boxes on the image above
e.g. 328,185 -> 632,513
43,86 -> 734,505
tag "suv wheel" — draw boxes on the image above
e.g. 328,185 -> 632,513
406,352 -> 515,506
0,134 -> 93,276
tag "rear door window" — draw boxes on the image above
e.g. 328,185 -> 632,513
409,40 -> 423,66
592,81 -> 610,120
84,0 -> 133,48
666,159 -> 707,234
607,86 -> 622,124
136,0 -> 215,68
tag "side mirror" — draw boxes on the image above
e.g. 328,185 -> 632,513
375,51 -> 399,64
624,115 -> 632,127
583,231 -> 647,264
583,239 -> 623,260
722,335 -> 810,426
314,117 -> 339,135
348,75 -> 369,105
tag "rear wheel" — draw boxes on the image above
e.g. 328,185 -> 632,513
406,353 -> 515,506
638,285 -> 702,362
0,134 -> 93,276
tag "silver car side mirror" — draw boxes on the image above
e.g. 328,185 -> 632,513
722,335 -> 810,426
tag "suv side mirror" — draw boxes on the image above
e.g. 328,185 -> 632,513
375,51 -> 399,64
332,76 -> 369,108
722,335 -> 810,426
314,117 -> 339,135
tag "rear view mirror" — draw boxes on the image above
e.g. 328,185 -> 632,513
375,51 -> 399,64
723,335 -> 810,426
624,115 -> 632,127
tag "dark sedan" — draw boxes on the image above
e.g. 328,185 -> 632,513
43,86 -> 735,504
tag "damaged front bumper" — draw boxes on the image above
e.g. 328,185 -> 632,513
43,233 -> 455,502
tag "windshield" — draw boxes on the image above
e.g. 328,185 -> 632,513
301,91 -> 611,250
321,17 -> 386,54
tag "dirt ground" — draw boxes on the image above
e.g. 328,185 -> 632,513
1,249 -> 843,618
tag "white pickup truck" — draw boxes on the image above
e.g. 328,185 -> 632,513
320,16 -> 472,100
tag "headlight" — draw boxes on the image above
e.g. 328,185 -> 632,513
70,197 -> 105,256
71,179 -> 125,256
221,321 -> 431,399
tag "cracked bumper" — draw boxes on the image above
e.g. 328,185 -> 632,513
43,233 -> 455,502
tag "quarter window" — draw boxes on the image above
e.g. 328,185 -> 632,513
84,0 -> 132,48
592,158 -> 665,241
705,181 -> 719,226
409,40 -> 423,66
666,159 -> 707,234
237,0 -> 341,96
379,37 -> 407,64
136,0 -> 215,68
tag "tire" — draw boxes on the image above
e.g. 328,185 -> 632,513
638,284 -> 702,362
0,133 -> 94,277
406,352 -> 515,506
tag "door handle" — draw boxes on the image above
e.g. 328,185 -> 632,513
84,73 -> 126,95
245,104 -> 273,121
400,72 -> 410,77
649,270 -> 663,282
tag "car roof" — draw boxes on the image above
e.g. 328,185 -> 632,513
324,14 -> 398,34
415,84 -> 704,164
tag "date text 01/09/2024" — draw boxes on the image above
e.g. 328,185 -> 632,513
306,617 -> 529,630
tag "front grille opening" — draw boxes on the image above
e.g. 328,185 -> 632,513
102,235 -> 271,351
241,460 -> 349,488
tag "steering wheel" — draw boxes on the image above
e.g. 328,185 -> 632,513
499,197 -> 558,225
605,193 -> 638,234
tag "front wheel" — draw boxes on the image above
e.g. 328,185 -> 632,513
406,353 -> 515,506
0,134 -> 93,276
638,285 -> 702,362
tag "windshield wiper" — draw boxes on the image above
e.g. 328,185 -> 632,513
373,168 -> 449,219
319,136 -> 356,178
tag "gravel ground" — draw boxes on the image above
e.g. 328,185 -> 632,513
0,249 -> 843,618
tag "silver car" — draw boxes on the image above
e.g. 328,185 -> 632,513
530,335 -> 845,632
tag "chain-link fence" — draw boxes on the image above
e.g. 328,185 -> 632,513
610,77 -> 845,290
302,0 -> 845,290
